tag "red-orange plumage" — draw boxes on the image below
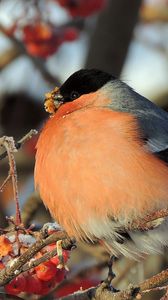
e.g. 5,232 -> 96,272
35,92 -> 168,245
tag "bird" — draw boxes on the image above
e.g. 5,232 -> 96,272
35,69 -> 168,260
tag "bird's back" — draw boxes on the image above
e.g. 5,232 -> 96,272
103,80 -> 168,159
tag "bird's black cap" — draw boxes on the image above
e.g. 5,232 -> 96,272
60,69 -> 116,102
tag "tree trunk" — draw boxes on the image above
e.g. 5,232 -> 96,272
85,0 -> 142,77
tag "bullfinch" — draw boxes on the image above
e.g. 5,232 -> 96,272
35,69 -> 168,259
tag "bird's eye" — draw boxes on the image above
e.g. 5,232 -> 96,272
70,91 -> 80,100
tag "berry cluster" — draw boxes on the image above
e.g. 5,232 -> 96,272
56,0 -> 106,17
0,234 -> 69,296
4,0 -> 106,58
23,22 -> 79,58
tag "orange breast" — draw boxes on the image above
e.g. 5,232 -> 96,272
35,105 -> 168,239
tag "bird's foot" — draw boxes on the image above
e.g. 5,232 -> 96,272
56,240 -> 69,271
104,255 -> 119,292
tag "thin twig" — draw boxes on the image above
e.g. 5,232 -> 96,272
0,129 -> 38,161
22,247 -> 59,273
0,137 -> 21,225
0,173 -> 11,192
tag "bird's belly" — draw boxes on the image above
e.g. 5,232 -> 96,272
35,108 -> 168,241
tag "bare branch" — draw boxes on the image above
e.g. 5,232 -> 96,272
59,284 -> 138,300
56,266 -> 168,300
0,130 -> 38,225
0,228 -> 75,286
0,129 -> 38,161
131,208 -> 168,231
0,137 -> 21,225
140,268 -> 168,292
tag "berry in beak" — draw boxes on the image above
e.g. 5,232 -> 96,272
44,87 -> 64,115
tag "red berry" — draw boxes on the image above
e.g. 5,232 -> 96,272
54,269 -> 66,283
46,244 -> 69,266
23,22 -> 60,58
40,279 -> 56,295
25,42 -> 59,58
23,23 -> 53,43
50,251 -> 69,265
50,255 -> 59,265
35,261 -> 57,281
62,250 -> 70,263
24,274 -> 43,294
5,274 -> 26,295
22,21 -> 80,58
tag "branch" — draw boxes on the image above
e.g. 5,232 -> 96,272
0,137 -> 21,225
0,24 -> 60,86
140,268 -> 168,292
0,129 -> 38,160
21,247 -> 60,273
59,284 -> 138,300
0,227 -> 75,286
57,266 -> 168,300
0,129 -> 38,161
130,208 -> 168,231
0,47 -> 21,71
0,130 -> 38,228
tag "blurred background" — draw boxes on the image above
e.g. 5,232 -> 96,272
0,0 -> 168,299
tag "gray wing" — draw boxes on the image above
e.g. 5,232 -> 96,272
136,108 -> 168,153
108,80 -> 168,161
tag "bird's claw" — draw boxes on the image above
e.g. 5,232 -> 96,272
102,255 -> 118,292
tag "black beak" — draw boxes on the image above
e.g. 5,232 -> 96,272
53,92 -> 64,108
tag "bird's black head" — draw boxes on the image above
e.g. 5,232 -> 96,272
44,69 -> 116,114
60,69 -> 116,102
